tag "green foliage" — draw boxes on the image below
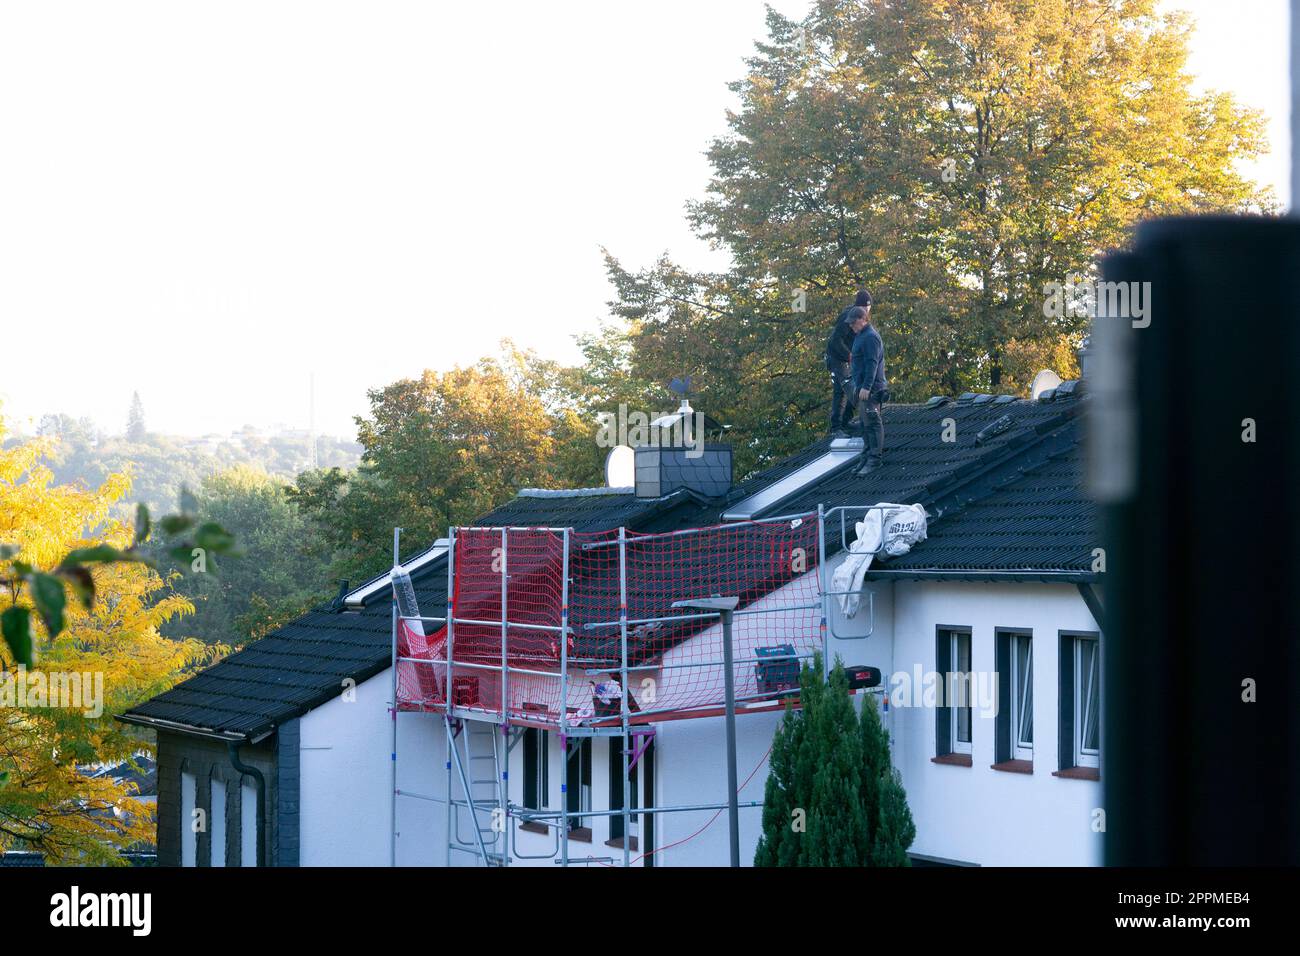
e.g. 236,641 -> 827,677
18,415 -> 361,520
755,655 -> 915,866
160,466 -> 332,646
607,0 -> 1274,471
1,497 -> 238,669
291,343 -> 607,585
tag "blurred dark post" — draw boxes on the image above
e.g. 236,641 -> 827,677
1092,216 -> 1300,865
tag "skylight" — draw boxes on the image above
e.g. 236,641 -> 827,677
722,439 -> 862,521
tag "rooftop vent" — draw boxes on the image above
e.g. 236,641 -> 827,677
975,414 -> 1015,443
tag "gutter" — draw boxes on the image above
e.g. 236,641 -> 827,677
116,713 -> 254,743
863,569 -> 1096,583
227,742 -> 268,868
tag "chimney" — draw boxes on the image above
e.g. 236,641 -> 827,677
633,398 -> 733,499
1077,334 -> 1093,379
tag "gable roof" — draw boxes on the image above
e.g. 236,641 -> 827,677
121,386 -> 1094,741
119,487 -> 706,741
867,414 -> 1095,579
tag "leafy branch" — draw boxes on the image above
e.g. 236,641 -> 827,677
0,499 -> 239,669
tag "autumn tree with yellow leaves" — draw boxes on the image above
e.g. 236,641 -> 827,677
0,420 -> 224,864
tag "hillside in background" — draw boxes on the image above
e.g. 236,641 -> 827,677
4,412 -> 362,518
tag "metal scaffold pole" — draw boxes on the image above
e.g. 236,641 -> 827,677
390,526 -> 401,868
559,527 -> 570,868
445,526 -> 457,868
618,526 -> 631,869
818,504 -> 829,680
499,527 -> 510,867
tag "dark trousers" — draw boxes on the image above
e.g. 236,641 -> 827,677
827,361 -> 855,431
857,397 -> 883,466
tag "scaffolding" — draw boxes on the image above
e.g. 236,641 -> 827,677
389,505 -> 888,867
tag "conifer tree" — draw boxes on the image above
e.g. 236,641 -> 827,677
126,391 -> 147,443
756,654 -> 915,866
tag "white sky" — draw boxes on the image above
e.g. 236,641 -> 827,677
0,0 -> 1289,438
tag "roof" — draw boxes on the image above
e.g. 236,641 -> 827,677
120,488 -> 706,741
868,415 -> 1095,578
762,388 -> 1086,520
122,386 -> 1095,740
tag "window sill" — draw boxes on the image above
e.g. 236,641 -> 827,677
604,836 -> 638,852
566,827 -> 592,843
990,759 -> 1033,775
931,753 -> 972,767
519,821 -> 549,836
1053,766 -> 1100,781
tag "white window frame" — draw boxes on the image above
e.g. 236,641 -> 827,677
950,631 -> 973,755
1010,633 -> 1033,761
1075,637 -> 1100,768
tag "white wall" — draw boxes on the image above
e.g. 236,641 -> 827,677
294,571 -> 1102,867
889,581 -> 1103,866
299,667 -> 446,866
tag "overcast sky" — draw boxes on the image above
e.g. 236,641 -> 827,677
0,0 -> 1289,439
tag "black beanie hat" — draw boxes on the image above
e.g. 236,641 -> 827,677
854,289 -> 874,308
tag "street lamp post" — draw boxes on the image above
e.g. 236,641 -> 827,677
672,595 -> 741,867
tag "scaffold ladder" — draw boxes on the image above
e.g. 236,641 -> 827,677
448,720 -> 507,866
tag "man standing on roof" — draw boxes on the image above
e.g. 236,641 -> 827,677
824,290 -> 874,437
849,299 -> 889,476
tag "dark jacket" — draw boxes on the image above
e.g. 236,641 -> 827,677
850,323 -> 887,398
825,308 -> 858,366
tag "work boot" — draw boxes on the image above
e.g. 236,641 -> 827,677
854,458 -> 882,477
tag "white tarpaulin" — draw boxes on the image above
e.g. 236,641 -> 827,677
830,503 -> 928,617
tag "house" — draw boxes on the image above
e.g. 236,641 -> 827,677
122,381 -> 1101,867
1,756 -> 159,867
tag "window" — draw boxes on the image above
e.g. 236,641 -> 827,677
240,781 -> 258,866
180,771 -> 196,867
210,775 -> 227,867
995,630 -> 1033,767
607,735 -> 640,848
934,627 -> 973,762
951,630 -> 973,755
1058,632 -> 1101,775
1076,638 -> 1101,767
522,729 -> 548,811
565,737 -> 592,840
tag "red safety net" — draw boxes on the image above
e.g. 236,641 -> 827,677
395,513 -> 823,726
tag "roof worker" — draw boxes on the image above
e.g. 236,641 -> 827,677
849,297 -> 889,476
824,289 -> 874,437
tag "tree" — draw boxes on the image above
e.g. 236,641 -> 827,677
165,466 -> 330,646
755,655 -> 915,866
609,0 -> 1273,471
126,392 -> 147,443
0,422 -> 225,863
291,343 -> 604,584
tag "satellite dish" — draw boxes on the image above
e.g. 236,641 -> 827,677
605,445 -> 635,488
1030,369 -> 1063,401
